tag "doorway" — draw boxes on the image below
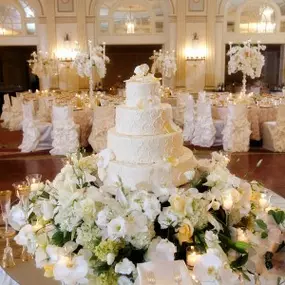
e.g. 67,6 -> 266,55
103,44 -> 162,89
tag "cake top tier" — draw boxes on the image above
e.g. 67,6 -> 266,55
126,64 -> 159,83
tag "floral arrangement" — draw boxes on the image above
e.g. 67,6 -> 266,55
28,51 -> 59,78
9,151 -> 285,285
228,40 -> 266,94
150,49 -> 177,79
73,45 -> 110,79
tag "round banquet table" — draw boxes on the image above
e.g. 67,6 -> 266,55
0,261 -> 59,285
212,105 -> 277,141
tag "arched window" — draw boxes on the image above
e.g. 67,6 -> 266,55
240,2 -> 276,33
0,1 -> 36,36
97,0 -> 166,35
0,5 -> 22,35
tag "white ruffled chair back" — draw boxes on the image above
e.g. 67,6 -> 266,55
192,101 -> 216,147
50,105 -> 79,155
222,104 -> 251,152
8,96 -> 23,131
0,94 -> 11,128
263,104 -> 285,152
197,91 -> 207,102
182,95 -> 195,142
174,92 -> 189,127
19,102 -> 40,153
88,106 -> 115,153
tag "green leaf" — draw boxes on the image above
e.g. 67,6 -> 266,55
52,230 -> 72,247
268,210 -> 285,225
233,241 -> 250,254
242,271 -> 251,282
255,219 -> 267,230
261,232 -> 268,239
231,253 -> 248,269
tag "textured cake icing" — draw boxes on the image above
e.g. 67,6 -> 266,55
116,104 -> 173,135
101,64 -> 197,189
108,128 -> 184,164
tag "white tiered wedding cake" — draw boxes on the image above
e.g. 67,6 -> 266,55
100,64 -> 197,189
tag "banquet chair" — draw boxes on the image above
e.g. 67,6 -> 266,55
174,91 -> 189,127
192,101 -> 217,147
50,105 -> 79,156
222,104 -> 251,152
262,104 -> 285,152
0,94 -> 11,128
37,96 -> 52,122
182,95 -> 195,142
19,101 -> 52,153
88,106 -> 115,153
8,96 -> 23,131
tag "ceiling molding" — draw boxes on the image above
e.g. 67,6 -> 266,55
186,16 -> 207,23
55,16 -> 77,23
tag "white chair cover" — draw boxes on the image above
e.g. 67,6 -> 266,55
19,102 -> 40,153
88,106 -> 115,153
50,105 -> 79,155
192,101 -> 216,147
19,102 -> 52,153
213,119 -> 225,146
182,95 -> 195,142
174,92 -> 188,127
263,104 -> 285,152
197,91 -> 207,102
222,104 -> 251,152
1,94 -> 11,128
8,97 -> 23,131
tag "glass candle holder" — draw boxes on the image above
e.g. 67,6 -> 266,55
26,174 -> 42,192
0,190 -> 15,238
186,246 -> 201,268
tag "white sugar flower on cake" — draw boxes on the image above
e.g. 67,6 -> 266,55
127,64 -> 159,83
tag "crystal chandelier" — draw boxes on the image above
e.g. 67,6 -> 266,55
126,7 -> 135,34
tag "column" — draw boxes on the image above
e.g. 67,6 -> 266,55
77,0 -> 88,89
175,0 -> 187,88
205,0 -> 217,89
77,0 -> 87,51
46,0 -> 57,89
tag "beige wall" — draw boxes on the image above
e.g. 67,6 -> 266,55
3,0 -> 285,91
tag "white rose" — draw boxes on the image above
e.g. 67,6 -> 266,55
118,276 -> 133,285
115,258 -> 135,275
145,237 -> 177,262
8,204 -> 27,231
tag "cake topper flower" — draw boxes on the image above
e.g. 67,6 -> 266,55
134,64 -> 150,77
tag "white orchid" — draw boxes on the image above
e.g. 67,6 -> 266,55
53,255 -> 89,285
14,224 -> 36,254
8,204 -> 27,231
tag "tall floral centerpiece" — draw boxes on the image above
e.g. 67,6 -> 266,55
8,151 -> 285,285
28,51 -> 59,78
73,41 -> 109,98
227,40 -> 266,95
150,49 -> 177,88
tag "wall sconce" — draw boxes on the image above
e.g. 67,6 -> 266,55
186,33 -> 206,61
54,33 -> 80,62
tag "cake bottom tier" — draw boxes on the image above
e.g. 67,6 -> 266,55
103,147 -> 197,189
